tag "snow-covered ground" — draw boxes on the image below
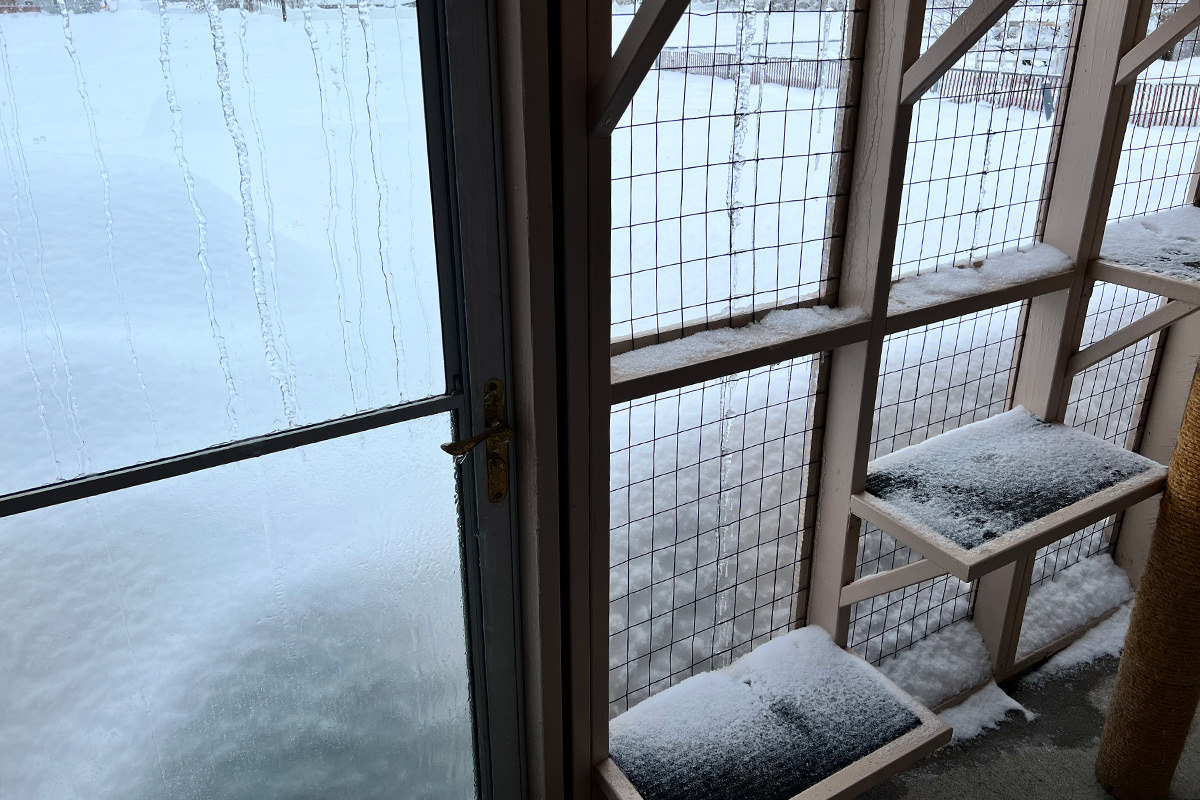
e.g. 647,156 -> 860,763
0,5 -> 474,798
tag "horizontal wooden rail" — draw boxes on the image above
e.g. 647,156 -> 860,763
1066,299 -> 1199,376
611,315 -> 871,404
1091,258 -> 1200,306
884,271 -> 1074,335
1116,0 -> 1200,87
590,0 -> 689,137
900,0 -> 1021,106
839,558 -> 946,608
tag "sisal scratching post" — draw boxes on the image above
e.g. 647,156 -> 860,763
1096,357 -> 1200,799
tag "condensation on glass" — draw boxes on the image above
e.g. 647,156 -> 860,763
0,0 -> 441,495
0,416 -> 475,799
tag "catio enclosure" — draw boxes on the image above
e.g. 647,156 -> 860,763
3,0 -> 1200,797
584,0 -> 1200,796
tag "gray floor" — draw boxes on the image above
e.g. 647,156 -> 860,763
861,656 -> 1200,800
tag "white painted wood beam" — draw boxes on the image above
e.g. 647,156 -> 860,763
589,0 -> 689,137
838,559 -> 946,608
900,0 -> 1021,106
1066,299 -> 1199,376
1116,0 -> 1200,86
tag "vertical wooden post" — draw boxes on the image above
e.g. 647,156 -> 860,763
557,0 -> 612,794
1117,312 -> 1200,589
975,0 -> 1154,673
806,0 -> 926,643
495,0 -> 567,794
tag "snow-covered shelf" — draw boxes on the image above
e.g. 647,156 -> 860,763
610,306 -> 869,404
885,244 -> 1074,334
849,407 -> 1166,583
595,627 -> 951,800
1093,207 -> 1200,306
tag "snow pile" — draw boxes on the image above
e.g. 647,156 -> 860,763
608,627 -> 921,800
865,407 -> 1164,550
1100,207 -> 1200,281
1016,555 -> 1133,660
888,244 -> 1072,313
940,682 -> 1035,742
877,621 -> 993,710
1024,602 -> 1133,686
611,305 -> 866,383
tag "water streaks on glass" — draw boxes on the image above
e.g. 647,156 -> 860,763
0,0 -> 441,495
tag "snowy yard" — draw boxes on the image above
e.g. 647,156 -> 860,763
0,1 -> 1197,796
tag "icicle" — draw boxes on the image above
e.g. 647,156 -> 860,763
159,0 -> 241,435
358,0 -> 404,394
303,0 -> 360,407
338,0 -> 372,406
237,9 -> 298,416
58,0 -> 157,463
203,0 -> 298,425
0,25 -> 84,461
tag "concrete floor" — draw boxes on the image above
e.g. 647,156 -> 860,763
861,656 -> 1200,800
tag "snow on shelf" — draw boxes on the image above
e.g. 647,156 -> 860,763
888,244 -> 1073,318
611,305 -> 867,384
602,627 -> 950,800
877,621 -> 992,711
1016,554 -> 1133,662
1096,207 -> 1200,305
851,407 -> 1166,582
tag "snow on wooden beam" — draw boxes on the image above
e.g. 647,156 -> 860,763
900,0 -> 1021,106
839,558 -> 946,608
1066,299 -> 1199,377
850,408 -> 1167,582
1093,206 -> 1200,306
609,307 -> 869,404
1116,0 -> 1200,87
589,0 -> 689,137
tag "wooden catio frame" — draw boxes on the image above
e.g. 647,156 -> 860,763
495,0 -> 1200,797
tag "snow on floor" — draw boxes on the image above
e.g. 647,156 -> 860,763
608,627 -> 921,800
887,243 -> 1072,314
1023,602 -> 1133,686
940,682 -> 1035,743
1016,555 -> 1134,661
611,305 -> 865,382
877,620 -> 992,710
864,407 -> 1164,550
1100,206 -> 1200,282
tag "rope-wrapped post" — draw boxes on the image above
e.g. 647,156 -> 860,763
1096,358 -> 1200,799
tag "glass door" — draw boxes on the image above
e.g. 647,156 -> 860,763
0,0 -> 522,795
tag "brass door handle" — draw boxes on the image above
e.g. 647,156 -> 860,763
440,422 -> 513,457
441,378 -> 512,503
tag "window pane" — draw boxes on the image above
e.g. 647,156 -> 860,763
0,2 -> 441,495
0,414 -> 475,799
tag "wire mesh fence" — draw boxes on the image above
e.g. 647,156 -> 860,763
1110,0 -> 1200,220
848,303 -> 1024,664
608,354 -> 824,716
610,0 -> 864,348
1030,282 -> 1164,586
894,0 -> 1081,278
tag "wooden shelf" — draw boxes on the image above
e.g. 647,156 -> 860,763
1093,206 -> 1200,306
850,408 -> 1167,583
595,628 -> 951,800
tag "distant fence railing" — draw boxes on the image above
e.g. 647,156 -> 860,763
657,48 -> 1200,128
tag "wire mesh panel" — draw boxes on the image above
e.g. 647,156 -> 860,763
894,0 -> 1081,278
1110,1 -> 1200,221
1031,283 -> 1164,585
848,304 -> 1024,664
610,0 -> 863,347
608,355 -> 824,716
